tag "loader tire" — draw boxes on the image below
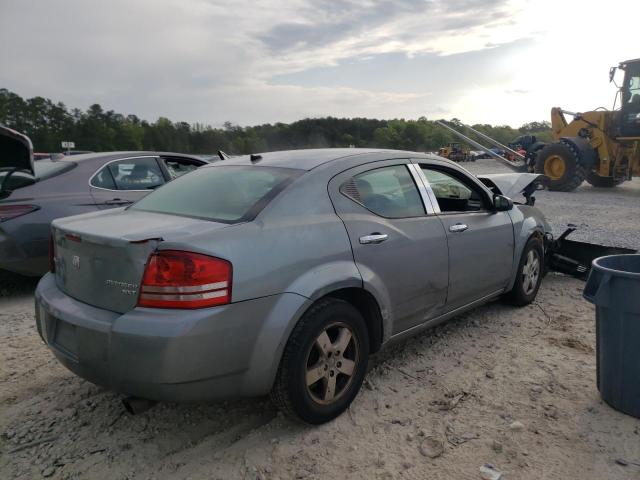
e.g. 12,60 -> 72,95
534,142 -> 585,192
585,173 -> 624,188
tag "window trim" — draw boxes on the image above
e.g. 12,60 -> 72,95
339,163 -> 430,219
418,164 -> 493,215
88,155 -> 164,192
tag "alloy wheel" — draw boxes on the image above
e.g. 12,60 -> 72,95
305,322 -> 359,405
522,249 -> 540,295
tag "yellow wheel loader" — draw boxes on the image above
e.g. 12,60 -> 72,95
533,58 -> 640,191
438,142 -> 472,162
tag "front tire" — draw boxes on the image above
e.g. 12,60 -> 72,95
534,142 -> 585,192
504,237 -> 543,306
271,298 -> 369,424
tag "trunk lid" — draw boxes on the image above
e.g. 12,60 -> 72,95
0,125 -> 34,176
52,209 -> 229,313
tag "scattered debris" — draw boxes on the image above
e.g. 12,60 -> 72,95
479,463 -> 503,480
395,367 -> 420,380
419,436 -> 444,458
509,421 -> 525,432
616,458 -> 640,468
7,435 -> 58,453
431,392 -> 466,411
41,466 -> 56,478
445,424 -> 479,447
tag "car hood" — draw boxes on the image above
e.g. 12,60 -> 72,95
0,125 -> 34,176
477,173 -> 543,198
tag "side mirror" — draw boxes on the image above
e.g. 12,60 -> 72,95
609,66 -> 617,83
493,194 -> 513,211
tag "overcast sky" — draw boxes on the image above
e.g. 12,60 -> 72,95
1,0 -> 638,127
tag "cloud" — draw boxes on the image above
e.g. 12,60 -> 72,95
2,0 -> 634,128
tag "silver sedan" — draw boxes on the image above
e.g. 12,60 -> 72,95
35,148 -> 549,424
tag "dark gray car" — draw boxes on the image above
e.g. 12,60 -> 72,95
36,148 -> 550,424
0,126 -> 208,276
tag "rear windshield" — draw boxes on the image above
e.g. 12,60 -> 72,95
0,160 -> 75,191
130,165 -> 303,223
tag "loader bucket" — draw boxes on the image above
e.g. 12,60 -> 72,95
547,227 -> 637,279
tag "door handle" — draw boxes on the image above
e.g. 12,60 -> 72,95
449,223 -> 468,233
105,198 -> 133,205
359,233 -> 388,244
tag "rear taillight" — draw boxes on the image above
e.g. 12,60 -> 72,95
0,204 -> 39,222
138,250 -> 232,309
49,234 -> 56,273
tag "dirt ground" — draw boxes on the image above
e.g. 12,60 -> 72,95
1,160 -> 639,480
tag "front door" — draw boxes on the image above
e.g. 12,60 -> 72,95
329,160 -> 449,335
418,163 -> 514,310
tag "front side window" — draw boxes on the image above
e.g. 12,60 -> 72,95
624,62 -> 640,105
131,165 -> 302,223
341,165 -> 425,218
421,167 -> 487,212
627,74 -> 640,104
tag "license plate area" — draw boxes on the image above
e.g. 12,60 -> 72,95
53,319 -> 78,361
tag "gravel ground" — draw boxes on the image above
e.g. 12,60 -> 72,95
1,159 -> 639,480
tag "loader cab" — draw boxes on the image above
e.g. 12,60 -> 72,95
617,59 -> 640,137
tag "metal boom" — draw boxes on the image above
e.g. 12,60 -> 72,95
434,121 -> 526,171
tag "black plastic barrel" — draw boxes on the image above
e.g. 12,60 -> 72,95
583,254 -> 640,418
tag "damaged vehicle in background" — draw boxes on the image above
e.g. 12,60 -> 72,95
0,125 -> 210,276
38,148 -> 559,424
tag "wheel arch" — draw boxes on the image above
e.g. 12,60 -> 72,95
506,210 -> 547,291
323,287 -> 384,354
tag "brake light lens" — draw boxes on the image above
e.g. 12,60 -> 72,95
138,250 -> 232,309
0,204 -> 39,222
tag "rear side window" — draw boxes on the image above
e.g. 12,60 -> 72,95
341,165 -> 425,218
131,166 -> 302,223
108,157 -> 164,191
91,168 -> 116,189
91,157 -> 165,191
163,158 -> 200,179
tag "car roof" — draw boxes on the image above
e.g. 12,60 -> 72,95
52,151 -> 208,164
211,148 -> 435,171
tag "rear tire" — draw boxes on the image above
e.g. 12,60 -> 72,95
270,298 -> 369,424
585,173 -> 624,188
534,142 -> 585,192
504,237 -> 544,306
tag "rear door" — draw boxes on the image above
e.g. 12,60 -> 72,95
329,160 -> 449,334
416,161 -> 514,309
89,156 -> 165,208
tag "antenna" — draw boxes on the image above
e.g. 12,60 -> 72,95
217,150 -> 229,160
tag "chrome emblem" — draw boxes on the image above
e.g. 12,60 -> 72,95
105,279 -> 139,296
72,255 -> 80,269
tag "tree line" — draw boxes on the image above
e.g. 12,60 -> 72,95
0,88 -> 553,154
